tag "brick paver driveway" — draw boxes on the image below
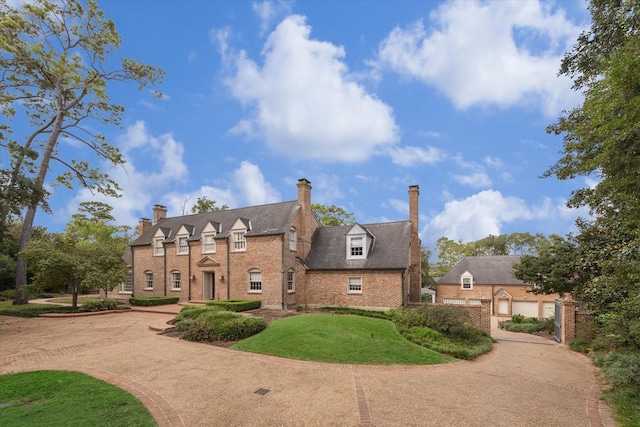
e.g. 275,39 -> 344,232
0,309 -> 614,427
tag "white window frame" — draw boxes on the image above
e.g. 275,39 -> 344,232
249,270 -> 262,293
232,231 -> 246,252
461,271 -> 473,290
144,271 -> 153,290
287,270 -> 295,293
202,233 -> 216,253
289,228 -> 296,251
119,272 -> 133,293
177,236 -> 188,255
347,235 -> 366,260
153,237 -> 164,256
348,276 -> 362,294
171,271 -> 181,290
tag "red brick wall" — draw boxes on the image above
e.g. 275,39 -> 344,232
302,270 -> 403,310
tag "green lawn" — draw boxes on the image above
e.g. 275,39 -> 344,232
0,300 -> 59,310
0,370 -> 156,427
233,313 -> 444,365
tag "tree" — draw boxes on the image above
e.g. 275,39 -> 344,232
312,204 -> 355,226
190,196 -> 229,214
544,0 -> 640,347
0,0 -> 164,304
420,246 -> 436,289
22,203 -> 129,308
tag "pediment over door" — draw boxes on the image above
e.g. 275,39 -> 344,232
493,288 -> 513,299
196,256 -> 220,267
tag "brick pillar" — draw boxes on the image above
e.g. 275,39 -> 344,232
480,298 -> 492,335
561,298 -> 576,344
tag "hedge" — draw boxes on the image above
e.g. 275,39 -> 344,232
129,296 -> 179,306
205,299 -> 261,312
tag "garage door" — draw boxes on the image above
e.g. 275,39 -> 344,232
512,301 -> 538,318
542,302 -> 555,318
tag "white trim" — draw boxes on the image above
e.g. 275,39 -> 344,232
347,276 -> 362,294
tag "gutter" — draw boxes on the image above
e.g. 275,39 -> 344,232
401,268 -> 406,306
281,234 -> 285,310
163,242 -> 167,297
226,236 -> 231,299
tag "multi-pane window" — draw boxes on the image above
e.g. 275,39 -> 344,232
203,234 -> 216,253
249,270 -> 262,292
120,273 -> 133,293
348,276 -> 362,294
462,277 -> 472,289
233,231 -> 246,251
153,238 -> 164,256
287,270 -> 295,293
350,237 -> 364,257
172,272 -> 181,290
177,236 -> 188,254
144,272 -> 153,289
289,228 -> 296,251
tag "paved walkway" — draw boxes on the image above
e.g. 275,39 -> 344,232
0,307 -> 615,427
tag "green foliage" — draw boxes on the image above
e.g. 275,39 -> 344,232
206,299 -> 261,312
129,296 -> 179,306
568,338 -> 592,354
0,300 -> 123,317
511,314 -> 526,324
0,370 -> 156,426
321,306 -> 391,320
189,196 -> 228,214
594,351 -> 640,390
80,300 -> 120,312
311,204 -> 355,226
400,325 -> 493,360
173,306 -> 266,342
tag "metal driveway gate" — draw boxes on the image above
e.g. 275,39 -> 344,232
554,299 -> 562,342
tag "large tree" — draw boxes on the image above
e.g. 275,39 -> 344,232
312,204 -> 355,226
545,0 -> 640,347
0,0 -> 163,304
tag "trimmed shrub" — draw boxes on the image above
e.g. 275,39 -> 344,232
511,314 -> 526,323
81,300 -> 120,312
129,296 -> 179,306
206,299 -> 261,312
172,305 -> 266,342
320,306 -> 391,320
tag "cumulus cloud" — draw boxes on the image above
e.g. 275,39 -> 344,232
233,161 -> 281,205
374,0 -> 585,116
452,171 -> 492,188
252,0 -> 292,36
224,15 -> 399,162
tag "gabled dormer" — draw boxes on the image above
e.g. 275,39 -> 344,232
230,217 -> 251,252
460,271 -> 474,290
175,225 -> 194,255
346,224 -> 374,260
201,221 -> 221,254
153,228 -> 170,256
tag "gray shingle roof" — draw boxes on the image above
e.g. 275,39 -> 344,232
437,255 -> 524,285
304,221 -> 412,270
131,200 -> 299,246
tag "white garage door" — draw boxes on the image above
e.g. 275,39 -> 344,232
512,301 -> 538,318
542,302 -> 555,318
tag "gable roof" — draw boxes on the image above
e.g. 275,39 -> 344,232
437,256 -> 525,285
131,200 -> 299,247
304,221 -> 411,270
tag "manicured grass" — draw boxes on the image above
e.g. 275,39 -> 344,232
46,298 -> 103,304
0,370 -> 156,427
0,301 -> 60,310
233,314 -> 444,365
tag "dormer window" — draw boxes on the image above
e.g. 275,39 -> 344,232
201,222 -> 218,254
232,231 -> 246,251
231,218 -> 249,252
177,236 -> 188,254
346,224 -> 372,260
153,229 -> 166,256
461,271 -> 473,290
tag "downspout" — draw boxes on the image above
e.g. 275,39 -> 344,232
188,242 -> 192,301
163,242 -> 167,297
281,234 -> 285,310
226,236 -> 231,299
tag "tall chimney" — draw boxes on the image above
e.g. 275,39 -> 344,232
138,218 -> 152,236
409,185 -> 419,234
153,204 -> 167,224
297,178 -> 312,244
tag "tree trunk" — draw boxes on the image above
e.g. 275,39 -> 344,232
14,109 -> 64,305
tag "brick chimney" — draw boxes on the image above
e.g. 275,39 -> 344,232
138,218 -> 152,236
297,178 -> 312,248
408,185 -> 421,303
153,204 -> 167,224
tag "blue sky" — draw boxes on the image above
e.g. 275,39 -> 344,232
15,0 -> 594,251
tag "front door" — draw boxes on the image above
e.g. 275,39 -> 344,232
203,272 -> 215,300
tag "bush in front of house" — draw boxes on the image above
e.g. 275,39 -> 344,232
173,305 -> 266,342
129,296 -> 179,306
499,316 -> 554,334
205,299 -> 261,312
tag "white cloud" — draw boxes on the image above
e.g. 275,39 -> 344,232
388,145 -> 445,167
452,172 -> 492,188
424,190 -> 585,245
233,161 -> 280,205
224,15 -> 399,162
252,1 -> 292,36
374,0 -> 585,116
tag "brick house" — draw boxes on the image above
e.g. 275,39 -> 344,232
436,255 -> 560,318
122,179 -> 422,310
